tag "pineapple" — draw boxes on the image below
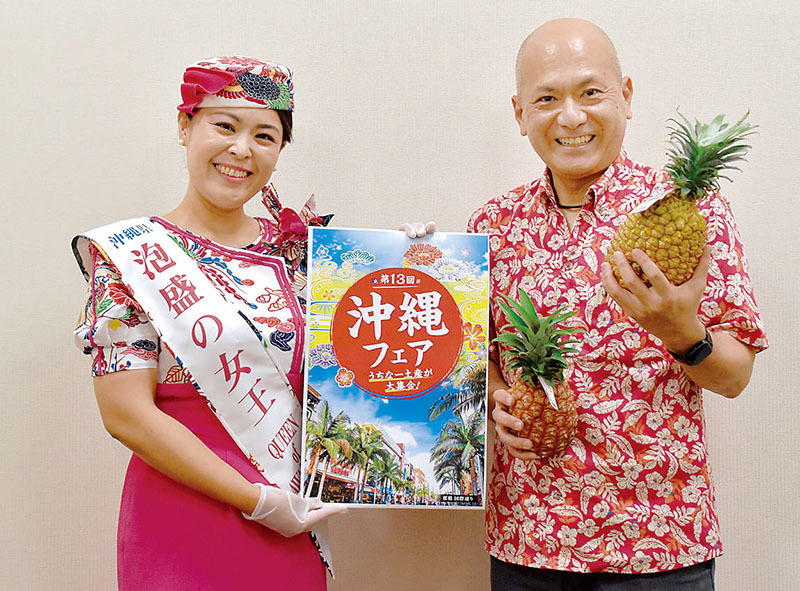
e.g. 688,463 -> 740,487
607,111 -> 756,286
493,287 -> 582,458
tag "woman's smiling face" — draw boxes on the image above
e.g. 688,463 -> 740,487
178,107 -> 284,213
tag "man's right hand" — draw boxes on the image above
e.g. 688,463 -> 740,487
491,388 -> 540,461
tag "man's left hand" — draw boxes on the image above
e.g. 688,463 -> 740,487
399,221 -> 437,238
600,246 -> 711,353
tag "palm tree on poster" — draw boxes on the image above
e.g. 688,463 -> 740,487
396,471 -> 413,504
350,424 -> 389,503
371,455 -> 403,503
417,483 -> 433,505
365,463 -> 383,503
434,462 -> 462,495
430,410 -> 485,496
428,353 -> 487,420
304,401 -> 352,498
363,445 -> 389,503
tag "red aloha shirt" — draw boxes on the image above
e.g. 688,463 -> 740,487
467,149 -> 767,574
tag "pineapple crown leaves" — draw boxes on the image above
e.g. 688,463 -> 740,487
665,110 -> 757,200
492,287 -> 583,387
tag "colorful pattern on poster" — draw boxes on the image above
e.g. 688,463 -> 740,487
303,228 -> 489,508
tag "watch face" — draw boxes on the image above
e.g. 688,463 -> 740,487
685,339 -> 713,366
670,330 -> 713,366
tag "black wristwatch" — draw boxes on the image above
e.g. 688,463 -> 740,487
668,329 -> 713,366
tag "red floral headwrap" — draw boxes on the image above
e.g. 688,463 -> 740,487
178,56 -> 294,113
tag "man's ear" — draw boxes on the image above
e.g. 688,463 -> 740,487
512,95 -> 528,137
621,77 -> 633,120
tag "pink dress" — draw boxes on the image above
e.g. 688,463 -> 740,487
74,217 -> 326,590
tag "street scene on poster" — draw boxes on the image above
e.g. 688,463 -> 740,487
302,227 -> 489,508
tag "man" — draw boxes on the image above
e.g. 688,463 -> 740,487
468,18 -> 767,590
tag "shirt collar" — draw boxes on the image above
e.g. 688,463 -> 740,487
538,147 -> 634,212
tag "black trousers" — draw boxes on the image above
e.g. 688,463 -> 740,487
490,557 -> 715,591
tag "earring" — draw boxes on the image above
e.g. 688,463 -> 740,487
178,138 -> 185,146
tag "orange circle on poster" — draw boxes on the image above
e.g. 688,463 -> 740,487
330,268 -> 463,400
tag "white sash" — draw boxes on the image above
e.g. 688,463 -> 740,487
73,217 -> 304,492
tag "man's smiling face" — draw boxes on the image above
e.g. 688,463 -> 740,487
513,20 -> 633,195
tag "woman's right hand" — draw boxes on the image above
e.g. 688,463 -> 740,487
244,483 -> 348,537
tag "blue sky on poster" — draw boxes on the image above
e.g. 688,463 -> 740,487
310,226 -> 490,273
309,362 -> 463,492
319,376 -> 433,489
305,227 -> 490,495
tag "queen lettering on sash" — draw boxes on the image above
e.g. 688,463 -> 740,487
72,56 -> 348,590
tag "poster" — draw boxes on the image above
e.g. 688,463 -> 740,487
302,228 -> 489,508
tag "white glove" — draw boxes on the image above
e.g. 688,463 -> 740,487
399,221 -> 437,238
243,483 -> 347,538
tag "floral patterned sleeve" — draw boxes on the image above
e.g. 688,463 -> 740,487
698,193 -> 768,352
73,242 -> 159,376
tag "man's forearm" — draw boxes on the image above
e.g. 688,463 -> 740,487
487,359 -> 510,417
676,330 -> 756,398
489,329 -> 754,407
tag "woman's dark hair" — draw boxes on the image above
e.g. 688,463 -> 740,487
276,110 -> 293,145
186,109 -> 293,145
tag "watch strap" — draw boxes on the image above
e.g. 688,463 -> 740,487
668,328 -> 713,366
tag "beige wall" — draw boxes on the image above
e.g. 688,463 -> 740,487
2,1 -> 797,589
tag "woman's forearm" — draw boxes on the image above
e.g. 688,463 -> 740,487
94,369 -> 261,514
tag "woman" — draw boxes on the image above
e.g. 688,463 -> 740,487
73,56 -> 346,590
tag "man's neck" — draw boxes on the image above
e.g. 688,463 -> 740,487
546,151 -> 625,207
549,173 -> 596,208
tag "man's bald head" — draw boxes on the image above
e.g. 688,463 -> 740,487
515,18 -> 622,95
510,17 -> 633,200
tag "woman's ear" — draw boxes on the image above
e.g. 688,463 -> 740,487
177,112 -> 191,145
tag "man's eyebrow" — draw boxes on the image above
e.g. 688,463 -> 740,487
575,75 -> 603,87
533,76 -> 604,93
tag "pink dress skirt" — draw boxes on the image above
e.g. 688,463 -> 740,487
117,383 -> 326,590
